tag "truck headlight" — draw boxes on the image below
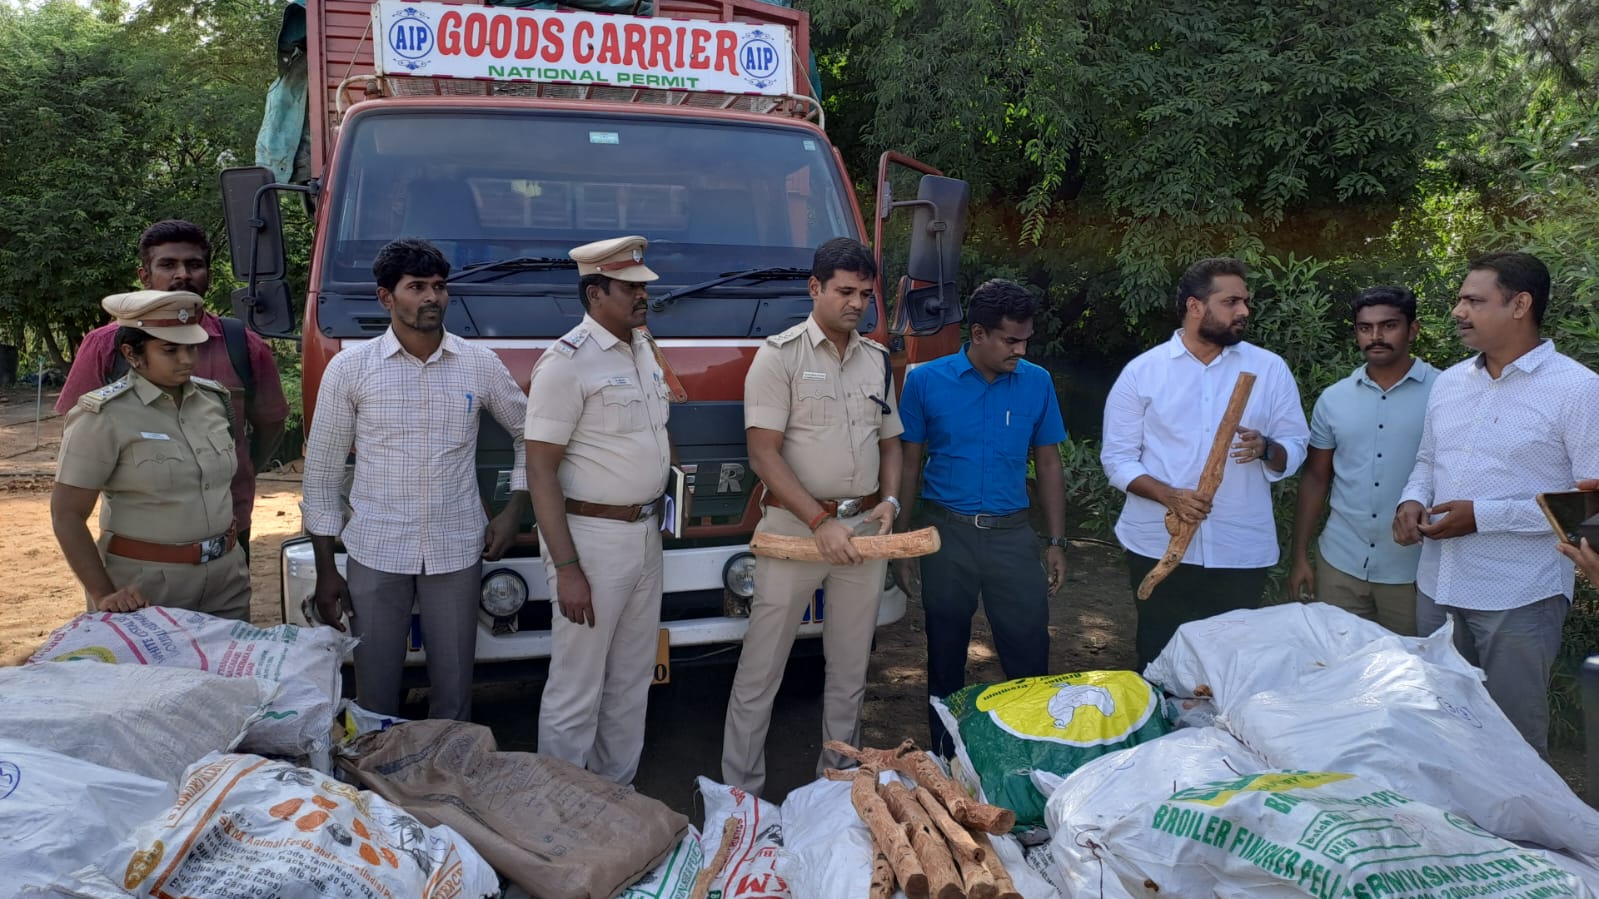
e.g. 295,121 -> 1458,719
480,569 -> 528,618
722,552 -> 757,598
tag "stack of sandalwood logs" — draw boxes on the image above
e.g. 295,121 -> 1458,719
825,739 -> 1023,899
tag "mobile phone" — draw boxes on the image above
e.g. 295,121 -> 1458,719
1535,490 -> 1599,546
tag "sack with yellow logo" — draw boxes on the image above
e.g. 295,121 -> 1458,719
932,671 -> 1170,829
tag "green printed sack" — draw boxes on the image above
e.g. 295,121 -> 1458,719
1097,771 -> 1588,899
934,671 -> 1170,829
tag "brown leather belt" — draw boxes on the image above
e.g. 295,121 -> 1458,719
565,497 -> 662,523
108,526 -> 237,565
763,491 -> 881,519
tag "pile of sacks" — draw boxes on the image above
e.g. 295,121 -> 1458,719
841,603 -> 1599,899
1038,603 -> 1599,898
0,606 -> 699,899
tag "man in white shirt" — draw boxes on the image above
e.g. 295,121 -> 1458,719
1395,252 -> 1599,755
1101,257 -> 1310,665
302,238 -> 529,721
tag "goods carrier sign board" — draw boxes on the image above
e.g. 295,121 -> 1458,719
374,0 -> 796,95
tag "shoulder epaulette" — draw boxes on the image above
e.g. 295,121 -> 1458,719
766,322 -> 807,347
191,376 -> 231,397
76,375 -> 134,413
553,325 -> 590,358
860,336 -> 889,354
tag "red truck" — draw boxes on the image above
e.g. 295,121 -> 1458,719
220,0 -> 969,681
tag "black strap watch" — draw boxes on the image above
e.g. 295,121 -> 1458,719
1045,536 -> 1070,550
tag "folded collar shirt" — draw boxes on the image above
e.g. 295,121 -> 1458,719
899,347 -> 1067,515
1310,359 -> 1438,583
1400,340 -> 1599,610
301,328 -> 528,575
1101,332 -> 1310,568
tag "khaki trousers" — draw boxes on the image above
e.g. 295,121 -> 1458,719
1314,555 -> 1418,636
538,514 -> 663,785
721,507 -> 886,796
99,538 -> 251,622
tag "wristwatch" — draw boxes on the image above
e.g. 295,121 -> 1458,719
1261,436 -> 1279,463
883,495 -> 902,515
1045,536 -> 1070,550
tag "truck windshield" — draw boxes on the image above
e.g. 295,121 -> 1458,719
321,109 -> 856,289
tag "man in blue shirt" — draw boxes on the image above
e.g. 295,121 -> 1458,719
895,279 -> 1069,756
1288,286 -> 1437,634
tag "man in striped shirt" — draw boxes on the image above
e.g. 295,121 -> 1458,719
302,238 -> 529,721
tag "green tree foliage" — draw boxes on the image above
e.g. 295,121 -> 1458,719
811,0 -> 1440,315
0,0 -> 278,363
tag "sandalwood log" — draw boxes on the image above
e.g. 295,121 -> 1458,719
827,740 -> 1016,834
880,781 -> 963,899
914,782 -> 995,897
1137,371 -> 1256,600
850,768 -> 928,898
749,526 -> 941,561
688,817 -> 739,899
869,839 -> 897,899
971,831 -> 1023,899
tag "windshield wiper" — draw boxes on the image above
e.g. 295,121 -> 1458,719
650,267 -> 811,311
448,256 -> 578,284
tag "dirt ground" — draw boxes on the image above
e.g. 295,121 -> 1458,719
1,384 -> 1586,802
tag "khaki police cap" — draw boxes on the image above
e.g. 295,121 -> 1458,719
569,235 -> 659,283
102,290 -> 209,344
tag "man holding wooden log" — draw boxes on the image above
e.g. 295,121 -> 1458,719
1394,252 -> 1599,756
1101,257 -> 1310,665
893,279 -> 1070,758
721,237 -> 903,795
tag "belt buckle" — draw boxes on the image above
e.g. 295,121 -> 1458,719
972,513 -> 993,530
198,535 -> 226,564
835,497 -> 863,518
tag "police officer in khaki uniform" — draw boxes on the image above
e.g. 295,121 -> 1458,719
525,235 -> 673,785
722,237 -> 903,795
52,290 -> 250,620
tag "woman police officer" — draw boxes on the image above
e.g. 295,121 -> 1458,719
51,290 -> 251,619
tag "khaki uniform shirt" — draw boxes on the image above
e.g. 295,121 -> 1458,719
56,373 -> 237,544
744,315 -> 903,500
525,314 -> 671,505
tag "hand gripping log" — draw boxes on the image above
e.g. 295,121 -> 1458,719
749,526 -> 941,562
1136,371 -> 1256,600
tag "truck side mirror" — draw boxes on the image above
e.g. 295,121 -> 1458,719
905,175 -> 969,289
221,166 -> 287,283
231,280 -> 296,338
895,175 -> 969,335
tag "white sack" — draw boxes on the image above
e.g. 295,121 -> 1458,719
0,662 -> 269,787
46,752 -> 500,899
777,777 -> 874,899
0,740 -> 174,898
696,777 -> 791,899
1222,644 -> 1599,856
1046,727 -> 1270,899
1143,602 -> 1477,712
30,608 -> 355,756
1090,770 -> 1590,899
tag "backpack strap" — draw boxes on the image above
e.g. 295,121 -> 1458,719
220,316 -> 255,400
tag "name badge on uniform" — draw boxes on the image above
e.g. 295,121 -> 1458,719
801,371 -> 827,381
607,376 -> 634,387
139,432 -> 171,440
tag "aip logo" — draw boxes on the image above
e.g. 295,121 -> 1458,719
738,28 -> 782,90
386,6 -> 435,72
